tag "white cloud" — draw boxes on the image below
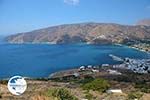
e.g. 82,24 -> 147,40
64,0 -> 80,5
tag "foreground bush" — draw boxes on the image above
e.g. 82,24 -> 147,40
85,92 -> 95,100
0,80 -> 8,85
78,76 -> 94,84
46,88 -> 78,100
134,82 -> 150,93
82,78 -> 110,92
128,92 -> 143,100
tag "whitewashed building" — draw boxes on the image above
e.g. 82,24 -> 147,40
107,89 -> 123,93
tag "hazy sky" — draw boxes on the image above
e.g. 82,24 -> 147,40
0,0 -> 150,35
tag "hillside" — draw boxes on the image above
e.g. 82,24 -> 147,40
136,19 -> 150,26
5,22 -> 150,44
1,67 -> 150,100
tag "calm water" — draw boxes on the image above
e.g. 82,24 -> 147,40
0,44 -> 149,79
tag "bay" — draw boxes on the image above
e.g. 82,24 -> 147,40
0,44 -> 149,79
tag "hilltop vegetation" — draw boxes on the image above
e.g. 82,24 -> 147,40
1,67 -> 150,100
45,88 -> 78,100
81,78 -> 110,92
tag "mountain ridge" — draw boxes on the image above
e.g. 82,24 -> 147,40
5,22 -> 150,44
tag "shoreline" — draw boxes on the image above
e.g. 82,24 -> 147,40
115,43 -> 150,54
1,42 -> 149,54
129,46 -> 150,54
1,42 -> 149,53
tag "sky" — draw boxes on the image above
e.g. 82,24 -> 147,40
0,0 -> 150,35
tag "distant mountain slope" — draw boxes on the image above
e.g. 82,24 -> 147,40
136,19 -> 150,26
5,22 -> 150,44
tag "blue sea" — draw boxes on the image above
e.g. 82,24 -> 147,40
0,44 -> 149,79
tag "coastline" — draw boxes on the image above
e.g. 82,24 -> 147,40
0,42 -> 149,81
115,43 -> 150,54
129,46 -> 150,54
2,41 -> 150,53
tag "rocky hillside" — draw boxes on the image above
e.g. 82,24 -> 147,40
136,19 -> 150,26
5,22 -> 150,44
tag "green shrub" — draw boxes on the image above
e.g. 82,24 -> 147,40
85,92 -> 95,100
82,78 -> 110,93
128,92 -> 143,100
46,88 -> 78,100
35,78 -> 49,81
0,80 -> 8,85
134,82 -> 150,93
78,76 -> 94,84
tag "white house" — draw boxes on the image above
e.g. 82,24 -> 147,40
92,69 -> 99,73
79,66 -> 85,71
107,89 -> 123,93
107,69 -> 122,75
102,64 -> 109,67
